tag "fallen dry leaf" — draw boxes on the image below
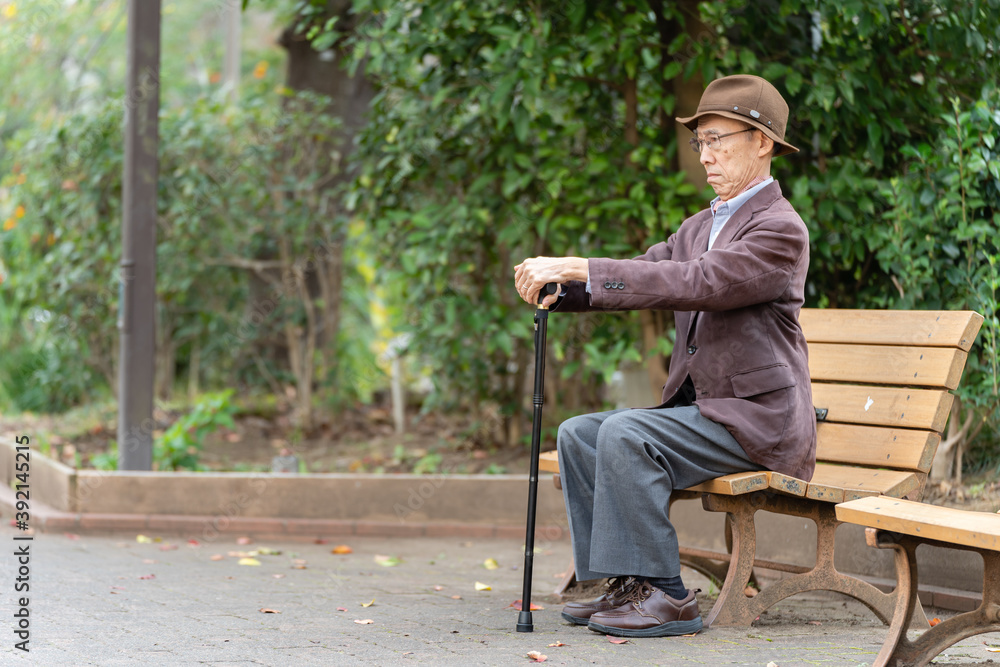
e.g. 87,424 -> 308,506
806,620 -> 822,626
210,554 -> 225,561
138,574 -> 156,580
159,544 -> 178,552
484,558 -> 499,570
607,636 -> 629,644
259,608 -> 281,614
474,581 -> 492,591
450,595 -> 462,600
136,535 -> 152,544
257,547 -> 282,556
142,559 -> 157,565
332,545 -> 353,554
929,617 -> 942,627
509,599 -> 544,611
547,641 -> 566,647
526,650 -> 547,662
238,558 -> 262,566
187,539 -> 200,547
766,662 -> 779,667
237,536 -> 253,545
291,559 -> 307,569
336,607 -> 348,612
361,599 -> 376,608
374,554 -> 401,567
272,574 -> 285,579
354,619 -> 374,625
65,533 -> 80,540
314,538 -> 329,545
433,585 -> 444,591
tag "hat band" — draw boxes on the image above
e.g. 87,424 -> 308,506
698,103 -> 779,134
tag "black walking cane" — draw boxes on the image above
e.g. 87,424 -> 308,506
516,282 -> 559,633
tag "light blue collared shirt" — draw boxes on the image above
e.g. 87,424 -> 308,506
707,176 -> 773,249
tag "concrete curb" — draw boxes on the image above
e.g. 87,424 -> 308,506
0,482 -> 568,542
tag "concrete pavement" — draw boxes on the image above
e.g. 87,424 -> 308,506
2,526 -> 999,666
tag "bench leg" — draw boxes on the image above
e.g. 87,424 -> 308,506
701,492 -> 929,631
871,530 -> 1000,667
672,490 -> 750,590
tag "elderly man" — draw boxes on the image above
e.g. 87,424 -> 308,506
513,74 -> 816,638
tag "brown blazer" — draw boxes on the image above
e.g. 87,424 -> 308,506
553,180 -> 816,480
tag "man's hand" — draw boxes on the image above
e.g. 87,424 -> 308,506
513,256 -> 588,307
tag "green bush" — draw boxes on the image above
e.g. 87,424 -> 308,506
155,390 -> 237,471
0,90 -> 381,416
92,390 -> 237,471
875,91 -> 1000,469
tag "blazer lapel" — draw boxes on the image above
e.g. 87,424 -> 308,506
693,215 -> 712,255
711,181 -> 781,249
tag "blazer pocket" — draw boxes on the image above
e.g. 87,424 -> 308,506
730,363 -> 796,398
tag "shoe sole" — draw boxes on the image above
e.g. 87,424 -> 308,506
560,611 -> 590,625
587,616 -> 703,638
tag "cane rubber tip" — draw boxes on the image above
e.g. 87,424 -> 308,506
516,611 -> 534,632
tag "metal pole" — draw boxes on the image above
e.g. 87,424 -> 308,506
118,0 -> 161,470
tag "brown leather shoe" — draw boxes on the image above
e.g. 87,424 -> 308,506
587,581 -> 703,637
560,576 -> 640,625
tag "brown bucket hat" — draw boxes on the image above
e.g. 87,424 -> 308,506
676,74 -> 799,157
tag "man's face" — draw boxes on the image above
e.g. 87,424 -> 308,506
695,114 -> 772,201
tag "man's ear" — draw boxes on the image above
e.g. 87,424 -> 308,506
757,132 -> 775,158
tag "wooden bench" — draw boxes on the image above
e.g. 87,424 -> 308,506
539,308 -> 984,629
836,496 -> 1000,667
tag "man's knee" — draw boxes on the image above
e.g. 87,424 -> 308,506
596,411 -> 646,447
595,412 -> 662,474
558,412 -> 610,457
557,415 -> 587,453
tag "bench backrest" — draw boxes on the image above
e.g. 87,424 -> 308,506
800,309 -> 984,499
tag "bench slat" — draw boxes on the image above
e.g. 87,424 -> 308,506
800,310 -> 983,352
539,450 -> 559,474
811,383 -> 954,431
836,496 -> 1000,551
816,423 -> 939,473
769,465 -> 919,503
683,471 -> 770,495
807,465 -> 919,502
809,343 -> 968,389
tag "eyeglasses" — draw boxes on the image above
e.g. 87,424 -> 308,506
688,128 -> 756,153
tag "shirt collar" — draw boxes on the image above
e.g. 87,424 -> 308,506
711,176 -> 773,215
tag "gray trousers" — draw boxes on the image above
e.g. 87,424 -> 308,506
557,405 -> 763,581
